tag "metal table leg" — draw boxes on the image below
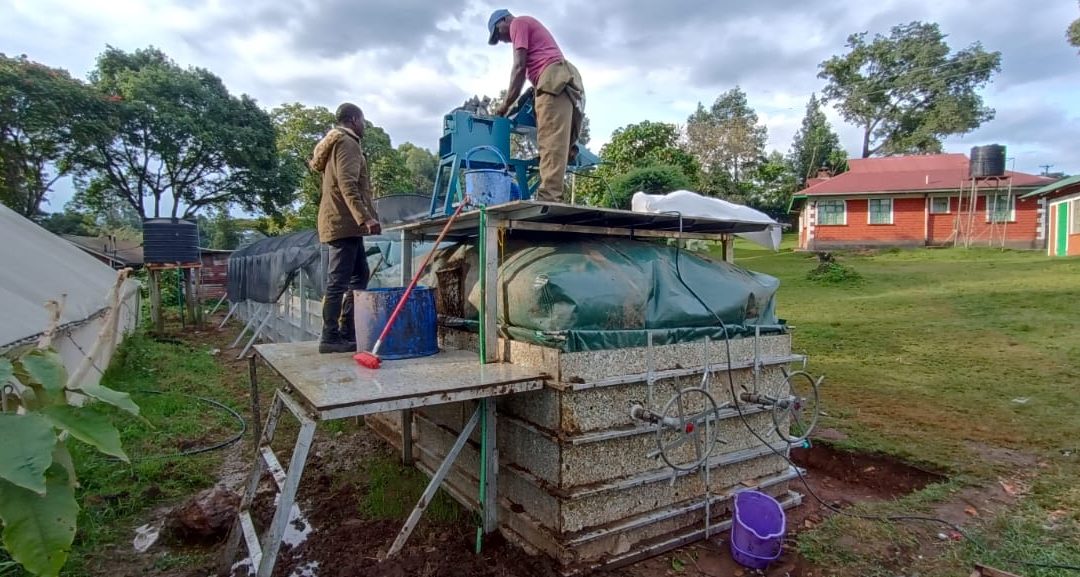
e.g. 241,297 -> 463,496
257,392 -> 316,577
387,404 -> 482,557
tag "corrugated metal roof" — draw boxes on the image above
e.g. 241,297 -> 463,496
1019,175 -> 1080,199
1,205 -> 137,348
800,154 -> 1055,196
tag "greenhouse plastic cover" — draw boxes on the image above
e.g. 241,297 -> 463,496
631,190 -> 783,251
387,235 -> 783,352
0,204 -> 137,349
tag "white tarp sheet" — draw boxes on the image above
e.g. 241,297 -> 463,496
631,190 -> 783,251
0,204 -> 138,348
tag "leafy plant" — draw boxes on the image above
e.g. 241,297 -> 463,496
606,164 -> 691,209
807,261 -> 864,285
0,347 -> 139,577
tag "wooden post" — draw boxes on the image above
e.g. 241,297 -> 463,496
149,268 -> 163,334
193,267 -> 204,326
184,268 -> 198,328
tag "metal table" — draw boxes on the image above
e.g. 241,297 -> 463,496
222,343 -> 547,577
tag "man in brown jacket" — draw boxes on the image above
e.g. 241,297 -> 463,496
309,103 -> 381,353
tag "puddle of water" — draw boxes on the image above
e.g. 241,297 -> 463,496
230,499 -> 316,577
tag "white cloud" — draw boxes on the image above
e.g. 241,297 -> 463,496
3,0 -> 1078,210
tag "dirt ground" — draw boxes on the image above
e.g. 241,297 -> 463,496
117,321 -> 1031,577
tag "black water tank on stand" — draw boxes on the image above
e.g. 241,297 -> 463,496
970,145 -> 1007,178
143,218 -> 200,264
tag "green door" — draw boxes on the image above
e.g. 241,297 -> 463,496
1057,203 -> 1069,256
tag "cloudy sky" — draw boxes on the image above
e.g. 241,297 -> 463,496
3,0 -> 1078,209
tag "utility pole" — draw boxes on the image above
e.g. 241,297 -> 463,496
1039,164 -> 1054,176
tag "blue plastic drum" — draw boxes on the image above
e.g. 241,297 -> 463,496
352,286 -> 439,360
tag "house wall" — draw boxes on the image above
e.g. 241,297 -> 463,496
198,253 -> 230,301
1048,192 -> 1080,257
807,193 -> 1043,250
812,197 -> 924,248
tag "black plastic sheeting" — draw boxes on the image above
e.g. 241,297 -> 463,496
226,195 -> 432,304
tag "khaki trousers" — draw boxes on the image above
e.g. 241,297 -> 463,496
535,89 -> 582,203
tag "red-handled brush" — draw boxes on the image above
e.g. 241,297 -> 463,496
354,200 -> 470,369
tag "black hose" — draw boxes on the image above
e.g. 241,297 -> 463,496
123,390 -> 247,460
670,240 -> 1080,573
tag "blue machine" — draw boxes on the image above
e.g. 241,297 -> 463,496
429,89 -> 600,216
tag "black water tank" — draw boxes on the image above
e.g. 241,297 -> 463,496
970,145 -> 1007,178
143,218 -> 200,264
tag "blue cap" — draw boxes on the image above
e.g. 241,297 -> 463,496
488,9 -> 510,45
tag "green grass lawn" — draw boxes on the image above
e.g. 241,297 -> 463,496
3,240 -> 1078,577
724,236 -> 1080,576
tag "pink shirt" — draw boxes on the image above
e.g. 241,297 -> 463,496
510,16 -> 564,87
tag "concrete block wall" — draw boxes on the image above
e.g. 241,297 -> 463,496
367,329 -> 802,572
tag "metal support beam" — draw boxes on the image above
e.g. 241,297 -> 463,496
256,402 -> 316,577
387,405 -> 481,557
230,303 -> 262,348
482,398 -> 498,533
219,302 -> 239,329
482,217 -> 500,363
238,307 -> 274,360
249,355 -> 261,453
401,408 -> 414,466
208,293 -> 228,317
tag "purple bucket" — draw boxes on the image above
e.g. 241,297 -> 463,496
730,490 -> 786,570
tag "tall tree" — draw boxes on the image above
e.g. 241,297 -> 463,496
819,21 -> 1001,158
751,151 -> 798,219
208,208 -> 240,250
685,87 -> 768,193
0,54 -> 105,217
399,142 -> 438,194
1069,2 -> 1080,52
72,46 -> 294,220
788,94 -> 848,187
270,103 -> 334,230
577,121 -> 699,206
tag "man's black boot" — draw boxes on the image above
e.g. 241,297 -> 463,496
319,296 -> 354,354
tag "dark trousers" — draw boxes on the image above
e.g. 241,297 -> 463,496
322,237 -> 370,342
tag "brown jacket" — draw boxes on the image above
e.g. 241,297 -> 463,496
310,127 -> 379,243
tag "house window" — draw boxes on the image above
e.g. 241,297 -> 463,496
868,198 -> 893,225
986,193 -> 1015,223
817,200 -> 846,225
1071,199 -> 1080,235
930,197 -> 950,214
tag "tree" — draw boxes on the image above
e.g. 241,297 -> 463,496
1069,3 -> 1080,52
72,46 -> 294,220
788,94 -> 848,187
751,151 -> 798,220
399,142 -> 438,195
685,87 -> 767,194
37,209 -> 98,236
270,103 -> 334,231
0,54 -> 105,217
208,209 -> 240,250
577,121 -> 699,206
819,21 -> 1001,158
606,164 -> 692,209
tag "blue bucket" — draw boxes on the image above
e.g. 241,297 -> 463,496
463,145 -> 516,207
352,287 -> 439,360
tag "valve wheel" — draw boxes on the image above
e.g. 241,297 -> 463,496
772,369 -> 822,444
654,387 -> 724,473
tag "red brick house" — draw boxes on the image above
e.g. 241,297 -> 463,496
1022,175 -> 1080,257
793,154 -> 1055,251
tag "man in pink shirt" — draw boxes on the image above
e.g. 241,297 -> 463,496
488,9 -> 585,203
